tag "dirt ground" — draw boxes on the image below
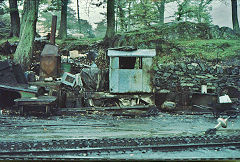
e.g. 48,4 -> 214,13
1,113 -> 239,142
0,112 -> 240,159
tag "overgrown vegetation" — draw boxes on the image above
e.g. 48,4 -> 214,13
154,39 -> 240,64
176,39 -> 240,60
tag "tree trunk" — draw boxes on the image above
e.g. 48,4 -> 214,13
115,4 -> 118,32
118,0 -> 127,32
105,0 -> 115,40
77,0 -> 81,32
9,0 -> 20,37
197,0 -> 213,23
59,0 -> 68,39
197,0 -> 204,23
14,0 -> 39,70
155,0 -> 165,25
231,0 -> 239,31
127,1 -> 132,31
140,0 -> 149,26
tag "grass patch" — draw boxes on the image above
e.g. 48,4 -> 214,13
56,37 -> 103,47
175,39 -> 240,61
0,37 -> 19,45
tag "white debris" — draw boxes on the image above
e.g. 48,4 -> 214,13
219,94 -> 232,103
161,101 -> 176,111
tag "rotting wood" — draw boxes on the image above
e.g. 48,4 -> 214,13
15,96 -> 57,115
58,105 -> 152,112
50,15 -> 57,45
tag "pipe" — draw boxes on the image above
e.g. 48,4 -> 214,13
205,116 -> 230,135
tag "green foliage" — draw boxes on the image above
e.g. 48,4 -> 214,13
131,0 -> 158,27
95,20 -> 107,38
55,37 -> 102,51
0,14 -> 10,38
116,0 -> 127,32
0,36 -> 19,45
0,0 -> 7,15
38,1 -> 94,38
153,39 -> 240,64
175,0 -> 213,23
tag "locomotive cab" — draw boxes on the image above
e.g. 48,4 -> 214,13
108,48 -> 156,94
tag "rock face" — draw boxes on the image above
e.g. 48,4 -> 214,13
155,59 -> 240,107
159,22 -> 240,40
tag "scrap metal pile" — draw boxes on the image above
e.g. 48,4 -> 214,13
0,37 -> 239,117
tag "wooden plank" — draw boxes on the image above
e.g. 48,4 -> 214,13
59,105 -> 152,112
15,96 -> 57,102
15,96 -> 57,106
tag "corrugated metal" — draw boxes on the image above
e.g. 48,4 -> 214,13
108,49 -> 156,57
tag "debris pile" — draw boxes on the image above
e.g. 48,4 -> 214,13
155,59 -> 240,110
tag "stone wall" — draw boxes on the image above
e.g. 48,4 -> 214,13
154,59 -> 240,107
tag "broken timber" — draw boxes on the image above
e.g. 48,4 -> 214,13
58,105 -> 152,113
0,84 -> 37,97
14,96 -> 57,115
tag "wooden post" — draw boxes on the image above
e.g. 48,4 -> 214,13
46,105 -> 50,115
50,15 -> 57,45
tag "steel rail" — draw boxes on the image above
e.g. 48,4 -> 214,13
1,134 -> 240,160
0,156 -> 239,161
1,141 -> 240,155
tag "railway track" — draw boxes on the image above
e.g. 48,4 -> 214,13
1,134 -> 240,160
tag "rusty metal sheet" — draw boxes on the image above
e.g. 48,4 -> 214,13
40,56 -> 60,78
